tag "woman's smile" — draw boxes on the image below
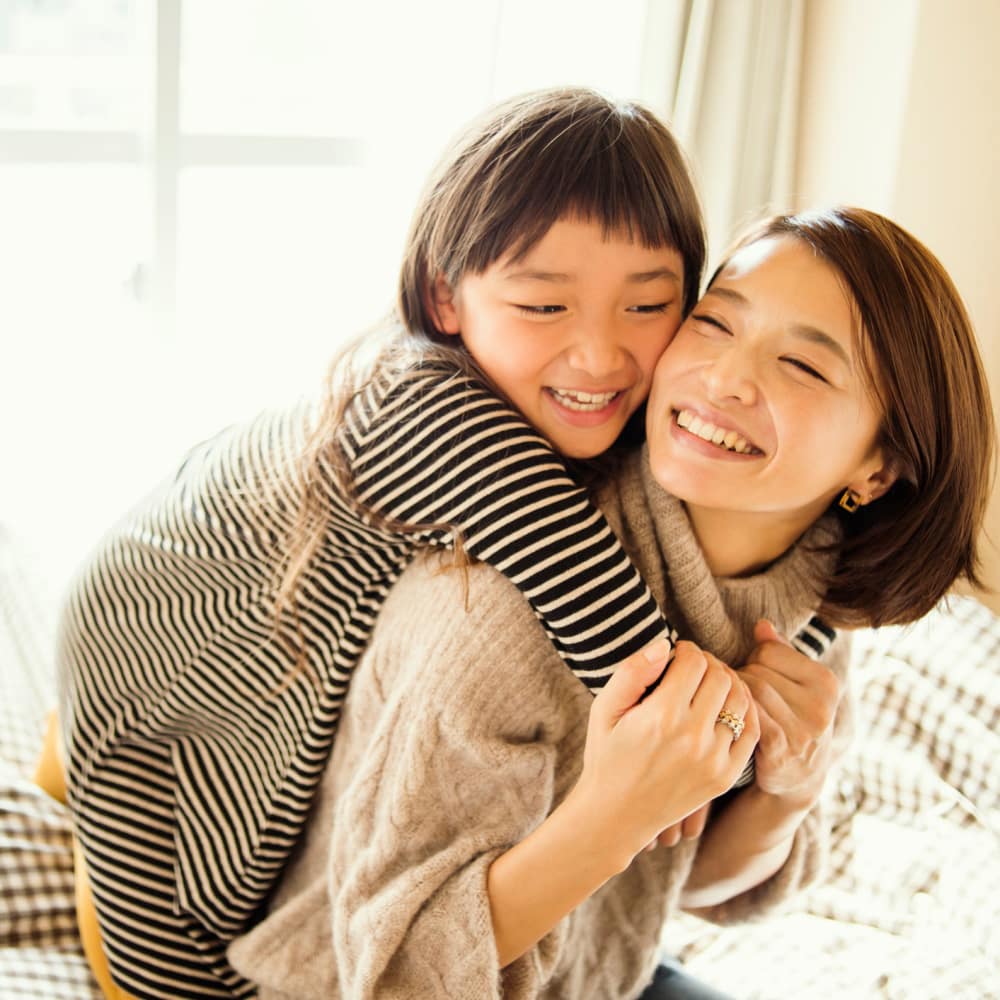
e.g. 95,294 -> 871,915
673,408 -> 763,456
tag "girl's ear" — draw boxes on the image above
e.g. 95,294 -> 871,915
850,450 -> 900,506
427,274 -> 461,336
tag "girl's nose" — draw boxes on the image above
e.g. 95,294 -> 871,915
565,322 -> 627,377
700,350 -> 757,406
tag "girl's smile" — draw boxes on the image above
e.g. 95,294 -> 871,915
544,385 -> 628,429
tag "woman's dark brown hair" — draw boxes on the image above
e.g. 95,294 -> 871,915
721,207 -> 995,628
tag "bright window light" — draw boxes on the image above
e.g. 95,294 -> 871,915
2,0 -> 657,589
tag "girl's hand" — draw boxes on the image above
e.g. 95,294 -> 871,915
739,620 -> 841,807
645,802 -> 712,852
578,639 -> 758,860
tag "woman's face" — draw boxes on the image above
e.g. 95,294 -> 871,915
646,236 -> 894,543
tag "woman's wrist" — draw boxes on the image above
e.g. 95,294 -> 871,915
559,779 -> 646,875
486,782 -> 635,967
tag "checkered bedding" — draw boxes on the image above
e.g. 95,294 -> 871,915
1,527 -> 998,1000
0,528 -> 101,999
672,597 -> 1000,1000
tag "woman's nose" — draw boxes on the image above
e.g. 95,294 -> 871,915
699,349 -> 757,405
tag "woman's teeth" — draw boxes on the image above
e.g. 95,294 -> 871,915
676,409 -> 758,454
550,388 -> 619,412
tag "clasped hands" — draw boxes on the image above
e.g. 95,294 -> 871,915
581,620 -> 840,860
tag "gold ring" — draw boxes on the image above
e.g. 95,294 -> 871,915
716,709 -> 745,741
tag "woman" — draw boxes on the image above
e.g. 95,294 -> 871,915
228,207 -> 993,998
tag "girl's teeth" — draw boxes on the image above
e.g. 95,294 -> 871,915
551,389 -> 618,411
675,409 -> 756,455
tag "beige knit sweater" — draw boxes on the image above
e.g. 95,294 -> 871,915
227,449 -> 850,999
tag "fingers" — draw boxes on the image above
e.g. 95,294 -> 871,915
740,670 -> 798,736
737,695 -> 761,750
641,640 -> 710,710
681,802 -> 712,839
752,618 -> 791,648
745,638 -> 840,703
655,802 -> 712,850
592,637 -> 674,729
742,659 -> 839,735
716,666 -> 751,723
654,824 -> 681,849
745,693 -> 783,759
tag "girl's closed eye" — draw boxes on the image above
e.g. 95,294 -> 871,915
514,303 -> 565,316
629,302 -> 672,314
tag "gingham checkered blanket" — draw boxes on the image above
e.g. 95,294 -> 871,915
1,528 -> 998,1000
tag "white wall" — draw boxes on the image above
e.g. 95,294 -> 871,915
795,0 -> 1000,611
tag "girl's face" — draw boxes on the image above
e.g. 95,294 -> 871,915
432,216 -> 686,458
646,236 -> 897,566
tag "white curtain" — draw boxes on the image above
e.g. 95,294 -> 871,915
640,0 -> 805,266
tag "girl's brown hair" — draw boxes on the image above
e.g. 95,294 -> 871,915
273,88 -> 706,658
721,207 -> 995,628
400,86 -> 706,332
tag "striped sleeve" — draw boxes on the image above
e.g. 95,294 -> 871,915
341,362 -> 675,684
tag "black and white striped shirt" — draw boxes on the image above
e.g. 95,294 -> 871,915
59,359 -> 832,998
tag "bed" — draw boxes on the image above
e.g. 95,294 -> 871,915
1,526 -> 997,1000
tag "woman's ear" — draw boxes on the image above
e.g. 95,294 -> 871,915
426,274 -> 461,336
850,450 -> 901,506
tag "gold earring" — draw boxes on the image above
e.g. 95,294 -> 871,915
838,489 -> 861,513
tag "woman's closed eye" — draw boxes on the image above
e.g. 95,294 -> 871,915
691,312 -> 731,335
782,356 -> 829,383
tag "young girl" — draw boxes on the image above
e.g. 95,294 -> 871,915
225,206 -> 994,999
44,88 -> 734,1000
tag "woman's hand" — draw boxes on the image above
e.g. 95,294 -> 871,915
577,639 -> 759,861
739,620 -> 841,808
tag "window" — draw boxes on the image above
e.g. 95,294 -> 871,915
3,0 -> 650,587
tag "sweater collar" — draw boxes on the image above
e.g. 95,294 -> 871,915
624,448 -> 840,667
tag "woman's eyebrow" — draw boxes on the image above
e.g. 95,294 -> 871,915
703,285 -> 748,306
704,285 -> 852,368
791,324 -> 853,369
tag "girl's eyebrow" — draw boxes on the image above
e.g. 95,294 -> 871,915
501,268 -> 573,282
703,285 -> 852,369
628,267 -> 681,284
502,266 -> 681,284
